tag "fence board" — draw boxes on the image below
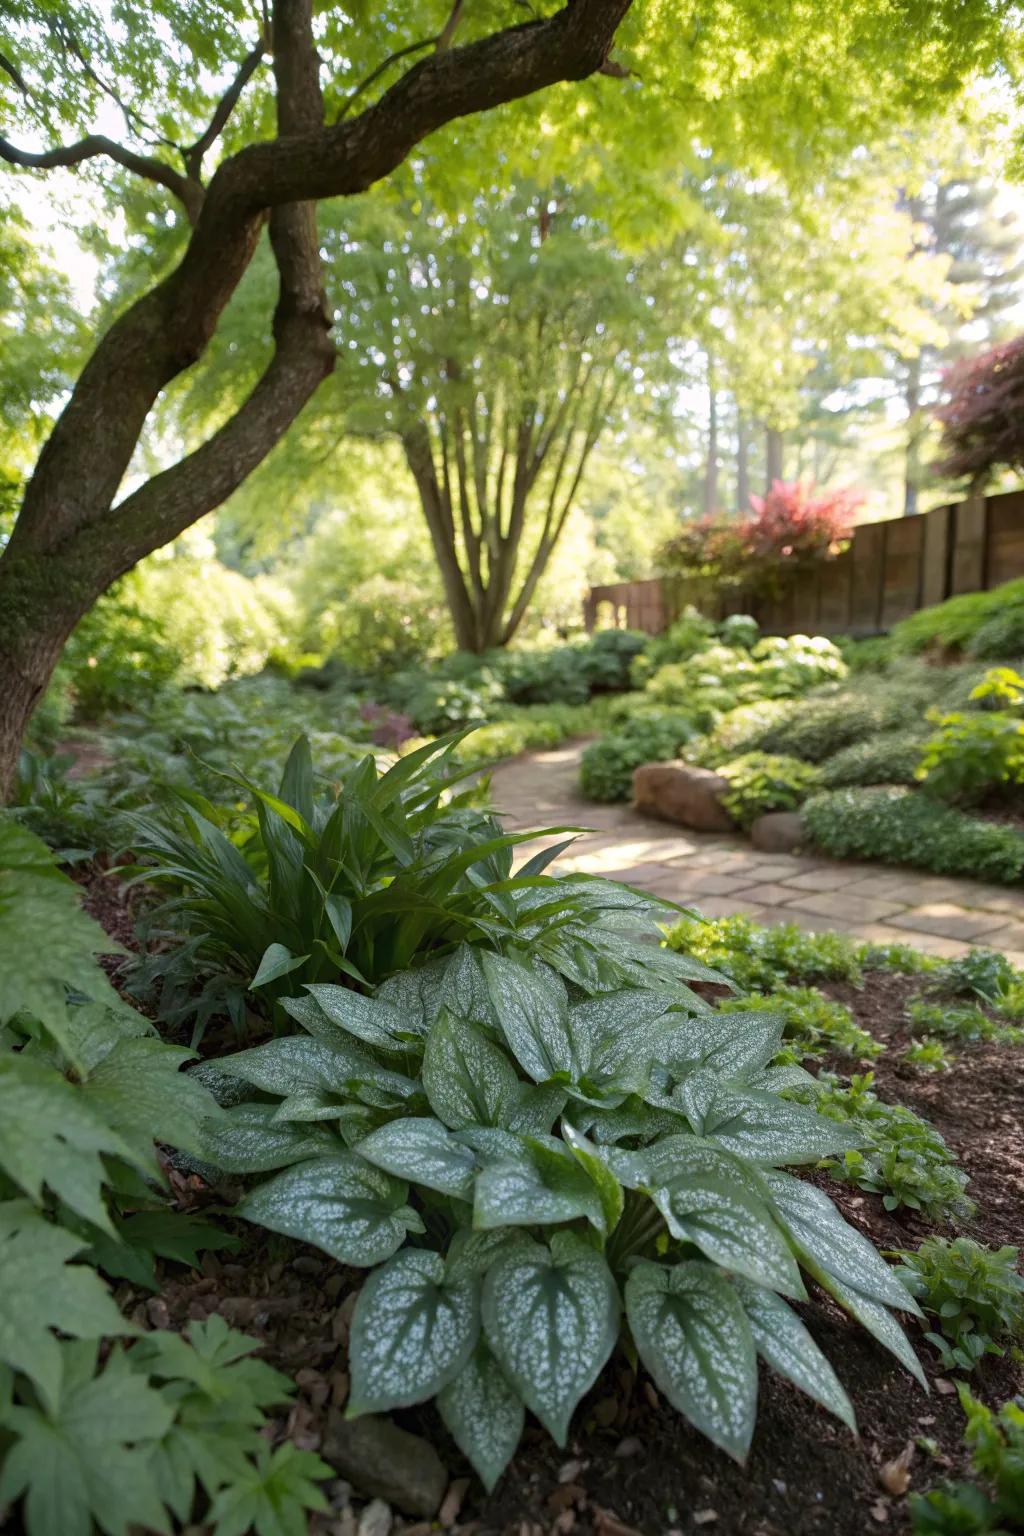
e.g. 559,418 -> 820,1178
583,487 -> 1024,639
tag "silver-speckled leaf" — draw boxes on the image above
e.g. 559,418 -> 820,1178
440,945 -> 498,1029
236,1154 -> 422,1264
701,1089 -> 863,1165
479,952 -> 578,1083
760,1170 -> 920,1313
438,1337 -> 524,1491
625,1259 -> 757,1462
733,1276 -> 856,1431
482,1231 -> 619,1445
200,1103 -> 345,1173
356,1117 -> 477,1200
817,1271 -> 926,1387
216,1035 -> 376,1122
567,991 -> 678,1090
304,985 -> 413,1056
652,1174 -> 805,1298
509,1081 -> 568,1135
348,1248 -> 481,1414
666,1010 -> 785,1080
374,958 -> 447,1033
422,1012 -> 520,1129
474,1136 -> 610,1234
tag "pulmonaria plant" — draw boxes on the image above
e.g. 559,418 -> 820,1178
198,896 -> 925,1490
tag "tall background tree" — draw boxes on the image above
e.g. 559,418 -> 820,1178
0,0 -> 1020,790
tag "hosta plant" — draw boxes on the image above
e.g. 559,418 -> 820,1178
199,930 -> 926,1488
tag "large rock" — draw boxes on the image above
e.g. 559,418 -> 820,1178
633,761 -> 734,832
322,1411 -> 448,1517
750,810 -> 804,853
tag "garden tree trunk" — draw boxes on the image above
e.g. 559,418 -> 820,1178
0,0 -> 633,797
735,411 -> 750,513
765,426 -> 784,488
703,360 -> 719,515
903,352 -> 923,516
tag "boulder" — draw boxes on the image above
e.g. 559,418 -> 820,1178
322,1412 -> 448,1518
750,810 -> 804,854
633,761 -> 734,832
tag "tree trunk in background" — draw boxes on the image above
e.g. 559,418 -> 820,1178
904,352 -> 923,516
703,362 -> 719,515
736,412 -> 750,512
765,426 -> 784,488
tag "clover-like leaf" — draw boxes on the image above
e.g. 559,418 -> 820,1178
482,1232 -> 619,1444
236,1155 -> 423,1265
625,1260 -> 757,1462
348,1249 -> 480,1415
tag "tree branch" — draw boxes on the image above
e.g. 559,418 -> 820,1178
183,37 -> 268,180
0,133 -> 202,222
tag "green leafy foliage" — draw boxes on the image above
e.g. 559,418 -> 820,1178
939,947 -> 1021,1003
717,752 -> 822,829
819,729 -> 929,788
198,930 -> 923,1483
0,1317 -> 330,1536
806,1073 -> 974,1223
917,709 -> 1024,804
719,986 -> 881,1063
893,578 -> 1024,661
910,1387 -> 1024,1535
901,1037 -> 953,1073
644,635 -> 846,721
907,1000 -> 1024,1046
580,712 -> 696,802
893,1237 -> 1024,1373
664,913 -> 863,991
801,786 -> 1024,884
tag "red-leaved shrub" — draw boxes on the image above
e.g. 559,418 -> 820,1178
938,336 -> 1024,484
746,479 -> 861,563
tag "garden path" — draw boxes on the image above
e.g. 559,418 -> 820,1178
490,741 -> 1024,963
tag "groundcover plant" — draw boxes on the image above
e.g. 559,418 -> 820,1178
195,876 -> 926,1489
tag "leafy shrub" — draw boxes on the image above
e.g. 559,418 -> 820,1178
719,613 -> 761,650
580,711 -> 696,802
388,663 -> 506,734
322,572 -> 448,674
758,688 -> 912,764
688,698 -> 800,767
807,1073 -> 974,1223
718,985 -> 881,1062
838,635 -> 894,673
0,824 -> 330,1534
201,936 -> 924,1485
819,729 -> 929,788
937,333 -> 1024,483
855,941 -> 939,976
893,1237 -> 1024,1373
630,608 -> 751,685
910,1387 -> 1024,1535
917,709 -> 1024,803
718,752 -> 822,829
664,913 -> 862,991
892,578 -> 1024,661
645,636 -> 845,720
907,999 -> 1024,1046
10,748 -> 113,861
901,1038 -> 952,1073
801,786 -> 1024,884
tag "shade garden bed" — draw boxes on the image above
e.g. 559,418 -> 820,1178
53,858 -> 1024,1536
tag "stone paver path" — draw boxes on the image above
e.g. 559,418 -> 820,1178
490,742 -> 1024,963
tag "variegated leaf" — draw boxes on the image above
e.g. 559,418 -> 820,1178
303,985 -> 413,1055
482,1232 -> 619,1444
479,952 -> 579,1083
422,1011 -> 520,1129
437,1337 -> 524,1491
473,1136 -> 609,1233
236,1154 -> 422,1264
625,1260 -> 756,1462
733,1276 -> 856,1430
348,1249 -> 480,1414
652,1174 -> 805,1297
200,1103 -> 345,1173
356,1117 -> 477,1200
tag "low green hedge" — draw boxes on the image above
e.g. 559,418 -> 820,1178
891,578 -> 1024,660
819,729 -> 929,788
801,785 -> 1024,884
717,752 -> 822,829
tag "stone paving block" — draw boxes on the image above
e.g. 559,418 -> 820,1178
783,867 -> 862,893
782,890 -> 906,924
968,889 -> 1024,917
973,920 -> 1024,950
732,881 -> 805,906
686,895 -> 776,921
891,931 -> 972,960
888,903 -> 1011,942
740,858 -> 814,882
667,871 -> 756,897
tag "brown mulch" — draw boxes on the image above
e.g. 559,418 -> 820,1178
75,865 -> 1024,1536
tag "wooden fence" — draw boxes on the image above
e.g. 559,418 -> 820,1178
583,488 -> 1024,637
